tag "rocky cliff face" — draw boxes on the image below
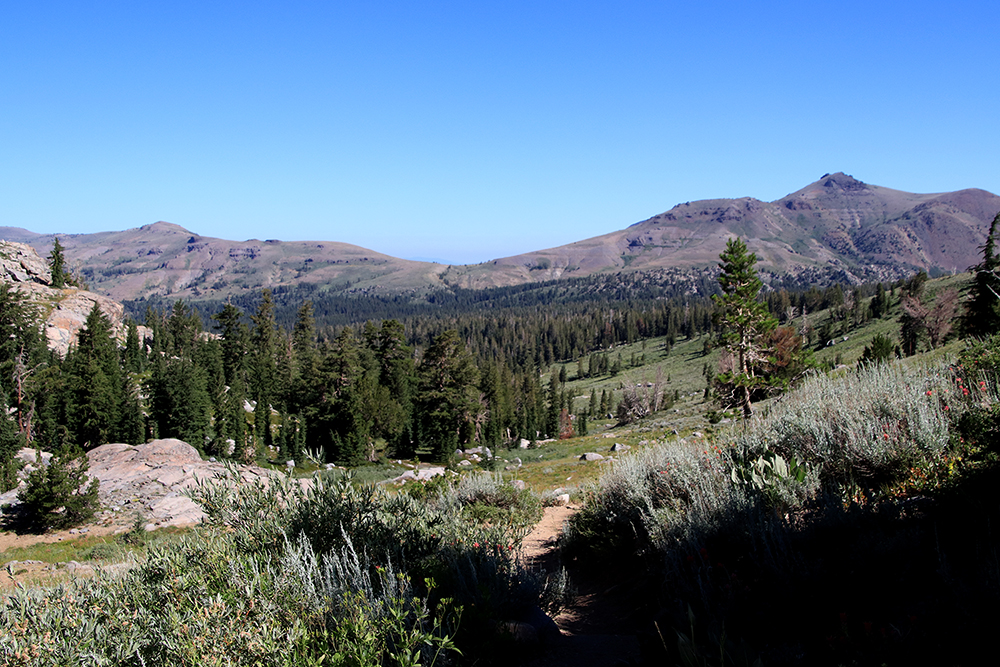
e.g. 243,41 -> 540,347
0,240 -> 138,355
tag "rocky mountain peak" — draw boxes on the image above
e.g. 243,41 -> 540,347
138,221 -> 193,235
819,172 -> 868,191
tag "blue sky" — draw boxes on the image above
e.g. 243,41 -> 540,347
2,1 -> 998,264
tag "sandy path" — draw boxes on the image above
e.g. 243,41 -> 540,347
520,505 -> 642,667
522,505 -> 577,561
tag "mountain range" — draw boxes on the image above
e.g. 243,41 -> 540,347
2,173 -> 997,306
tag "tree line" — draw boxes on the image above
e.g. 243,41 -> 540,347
5,212 -> 997,499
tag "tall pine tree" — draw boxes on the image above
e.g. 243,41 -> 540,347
415,330 -> 479,462
712,237 -> 776,419
49,237 -> 67,289
962,210 -> 1000,337
64,304 -> 124,447
250,290 -> 279,454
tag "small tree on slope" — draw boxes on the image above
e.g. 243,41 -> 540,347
962,210 -> 1000,338
712,237 -> 776,419
18,443 -> 100,531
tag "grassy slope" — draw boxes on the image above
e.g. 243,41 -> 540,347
489,274 -> 972,495
2,275 -> 969,578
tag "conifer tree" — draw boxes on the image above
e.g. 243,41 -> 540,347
962,211 -> 1000,337
167,300 -> 202,357
545,375 -> 561,438
147,355 -> 212,447
516,371 -> 542,441
367,319 -> 416,457
0,284 -> 46,444
223,372 -> 250,461
290,301 -> 318,412
712,237 -> 777,419
480,359 -> 514,450
123,320 -> 145,374
212,303 -> 248,387
119,374 -> 145,445
250,290 -> 279,453
304,327 -> 368,464
49,237 -> 67,289
869,283 -> 889,319
211,303 -> 250,458
18,442 -> 99,530
65,304 -> 124,447
0,392 -> 24,492
415,329 -> 479,461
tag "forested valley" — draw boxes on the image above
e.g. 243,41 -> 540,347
3,223 -> 999,666
3,266 -> 893,484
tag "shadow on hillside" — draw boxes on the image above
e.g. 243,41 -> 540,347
0,504 -> 55,536
561,459 -> 1000,666
629,464 -> 1000,666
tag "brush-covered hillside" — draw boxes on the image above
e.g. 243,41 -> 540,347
3,267 -> 999,666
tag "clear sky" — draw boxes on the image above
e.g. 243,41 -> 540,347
2,1 -> 998,264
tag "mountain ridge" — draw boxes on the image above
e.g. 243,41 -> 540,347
446,173 -> 998,288
2,173 -> 997,304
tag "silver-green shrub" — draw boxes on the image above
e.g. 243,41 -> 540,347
434,472 -> 543,530
564,442 -> 754,563
727,362 -> 953,486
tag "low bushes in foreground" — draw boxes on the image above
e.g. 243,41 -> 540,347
1,471 -> 554,666
564,351 -> 1000,665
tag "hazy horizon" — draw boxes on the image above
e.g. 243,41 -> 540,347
3,1 -> 998,264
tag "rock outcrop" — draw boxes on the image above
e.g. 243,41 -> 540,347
86,439 -> 278,528
0,241 -> 51,284
0,240 -> 140,355
1,439 -> 282,529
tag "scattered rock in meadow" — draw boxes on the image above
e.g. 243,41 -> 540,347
385,466 -> 447,484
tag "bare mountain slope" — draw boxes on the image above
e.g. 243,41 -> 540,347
0,222 -> 450,302
448,173 -> 1000,288
2,174 -> 997,304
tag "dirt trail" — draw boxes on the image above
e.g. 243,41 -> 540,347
520,506 -> 642,667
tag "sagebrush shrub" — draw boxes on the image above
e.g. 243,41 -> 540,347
729,362 -> 952,487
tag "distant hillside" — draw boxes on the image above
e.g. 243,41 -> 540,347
2,173 -> 997,307
448,173 -> 1000,288
0,222 -> 450,303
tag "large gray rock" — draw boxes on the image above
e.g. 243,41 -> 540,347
86,439 -> 278,527
0,241 -> 51,284
1,439 -> 280,528
385,466 -> 447,484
